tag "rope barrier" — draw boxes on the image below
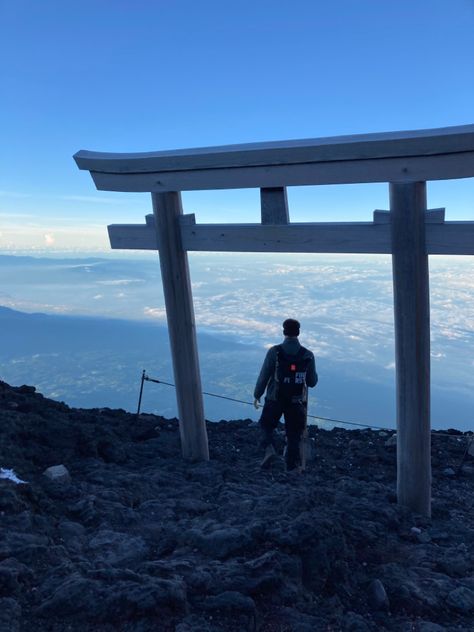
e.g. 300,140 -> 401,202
140,373 -> 387,429
137,371 -> 474,438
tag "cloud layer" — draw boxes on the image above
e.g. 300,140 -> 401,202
1,252 -> 474,429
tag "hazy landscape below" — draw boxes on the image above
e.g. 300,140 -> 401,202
1,252 -> 473,431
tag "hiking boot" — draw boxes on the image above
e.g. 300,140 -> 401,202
285,462 -> 303,474
260,445 -> 277,469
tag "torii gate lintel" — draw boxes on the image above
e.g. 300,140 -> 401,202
74,124 -> 474,517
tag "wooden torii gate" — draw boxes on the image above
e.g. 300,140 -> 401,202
74,124 -> 474,516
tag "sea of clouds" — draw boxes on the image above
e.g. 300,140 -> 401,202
0,252 -> 473,431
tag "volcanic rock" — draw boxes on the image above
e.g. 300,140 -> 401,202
1,379 -> 474,631
43,464 -> 71,483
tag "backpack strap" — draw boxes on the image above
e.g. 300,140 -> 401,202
275,344 -> 283,378
277,345 -> 306,361
295,346 -> 306,361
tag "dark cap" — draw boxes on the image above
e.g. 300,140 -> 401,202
283,318 -> 300,337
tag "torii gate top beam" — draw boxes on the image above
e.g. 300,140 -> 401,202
74,124 -> 474,192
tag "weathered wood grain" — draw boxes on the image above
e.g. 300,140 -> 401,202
374,208 -> 445,224
180,221 -> 391,253
108,218 -> 474,255
427,221 -> 474,254
108,224 -> 158,250
75,124 -> 474,173
391,182 -> 431,516
87,151 -> 474,191
260,187 -> 289,224
151,192 -> 209,461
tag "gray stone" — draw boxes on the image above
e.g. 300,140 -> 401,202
208,550 -> 300,599
58,520 -> 86,553
302,437 -> 316,462
0,597 -> 21,632
446,586 -> 474,612
103,577 -> 188,619
278,606 -> 328,632
385,434 -> 397,447
18,385 -> 35,394
368,578 -> 390,611
97,438 -> 127,464
417,531 -> 432,544
203,590 -> 256,614
343,611 -> 372,631
37,574 -> 187,620
88,530 -> 149,566
0,533 -> 49,562
36,575 -> 101,618
0,559 -> 33,597
43,464 -> 70,483
175,497 -> 213,516
67,495 -> 98,526
58,520 -> 85,539
175,615 -> 217,632
443,467 -> 456,477
438,546 -> 470,576
186,568 -> 213,593
467,438 -> 474,457
417,622 -> 446,632
185,527 -> 251,559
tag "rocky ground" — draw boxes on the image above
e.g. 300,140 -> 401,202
0,380 -> 474,632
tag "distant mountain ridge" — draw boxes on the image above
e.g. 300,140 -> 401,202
0,305 -> 262,419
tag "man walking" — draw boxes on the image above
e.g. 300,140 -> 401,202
254,318 -> 318,471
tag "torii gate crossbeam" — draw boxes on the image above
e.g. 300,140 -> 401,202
74,124 -> 474,517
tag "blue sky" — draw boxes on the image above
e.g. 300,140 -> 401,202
1,0 -> 474,251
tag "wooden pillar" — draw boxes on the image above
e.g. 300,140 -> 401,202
390,182 -> 431,516
151,192 -> 209,461
260,187 -> 289,224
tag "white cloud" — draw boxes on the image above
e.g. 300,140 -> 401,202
59,195 -> 136,205
144,307 -> 167,319
3,252 -> 474,401
97,279 -> 144,286
44,233 -> 55,246
196,313 -> 275,334
0,190 -> 32,199
0,226 -> 109,250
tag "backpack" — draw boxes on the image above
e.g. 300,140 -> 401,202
275,345 -> 310,401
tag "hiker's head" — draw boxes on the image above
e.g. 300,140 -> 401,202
283,318 -> 300,337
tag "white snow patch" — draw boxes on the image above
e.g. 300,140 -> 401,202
0,468 -> 27,484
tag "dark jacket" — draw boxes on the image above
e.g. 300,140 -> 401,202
254,337 -> 318,402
